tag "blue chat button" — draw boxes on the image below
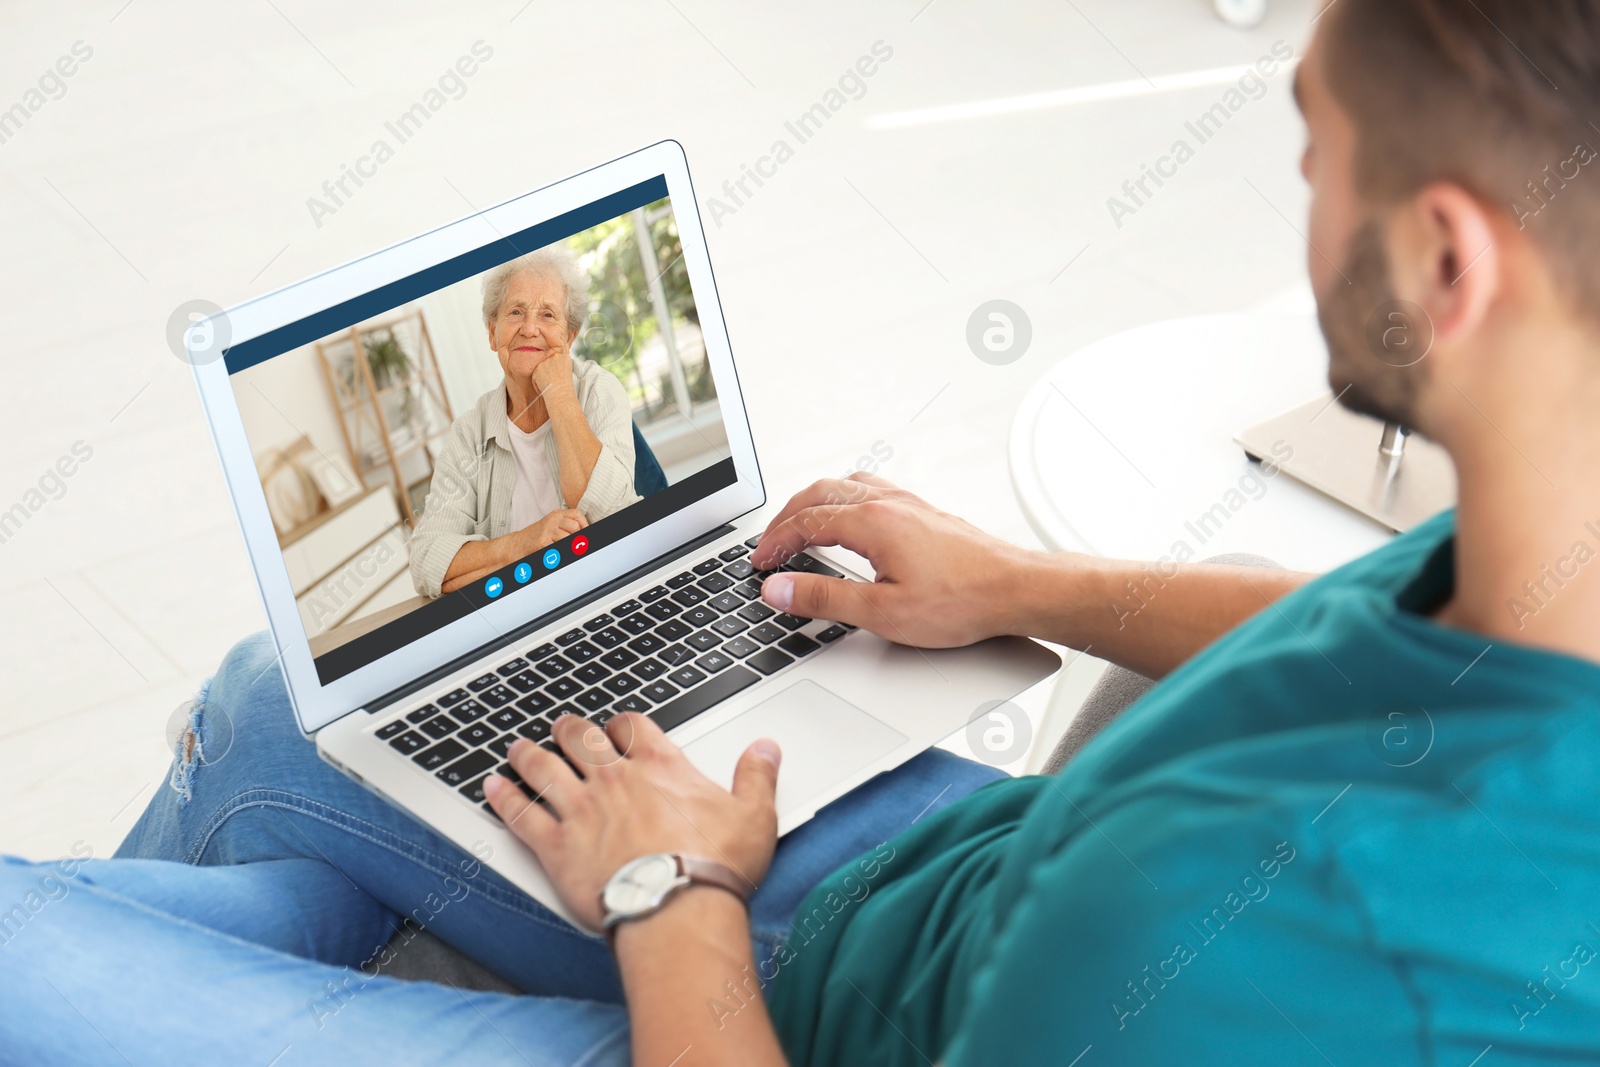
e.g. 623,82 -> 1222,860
542,548 -> 561,570
484,576 -> 504,598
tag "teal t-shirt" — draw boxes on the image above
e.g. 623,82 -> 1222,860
767,511 -> 1600,1064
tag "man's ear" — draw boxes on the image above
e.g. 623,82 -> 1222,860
1392,182 -> 1501,344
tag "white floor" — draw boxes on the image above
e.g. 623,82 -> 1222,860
0,0 -> 1319,862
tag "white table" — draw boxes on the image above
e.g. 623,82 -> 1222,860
1008,313 -> 1395,771
1009,312 -> 1392,575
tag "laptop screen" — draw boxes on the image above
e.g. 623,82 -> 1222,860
222,176 -> 737,685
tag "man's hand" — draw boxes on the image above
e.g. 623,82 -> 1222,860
483,713 -> 781,933
752,472 -> 1317,677
750,472 -> 1036,648
520,507 -> 587,553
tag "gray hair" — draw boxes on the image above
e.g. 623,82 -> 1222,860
480,245 -> 590,337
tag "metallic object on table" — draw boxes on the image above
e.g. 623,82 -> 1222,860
1235,393 -> 1457,533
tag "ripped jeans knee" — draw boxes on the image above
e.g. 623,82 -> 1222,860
164,676 -> 233,805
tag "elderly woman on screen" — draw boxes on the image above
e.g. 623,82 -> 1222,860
409,246 -> 640,598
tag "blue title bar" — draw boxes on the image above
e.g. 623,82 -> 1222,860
224,175 -> 669,374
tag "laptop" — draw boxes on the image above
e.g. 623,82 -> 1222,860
190,140 -> 1059,926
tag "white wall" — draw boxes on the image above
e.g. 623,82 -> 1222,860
419,275 -> 501,416
233,342 -> 351,472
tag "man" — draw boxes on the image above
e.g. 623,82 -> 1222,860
5,1 -> 1599,1063
460,1 -> 1600,1059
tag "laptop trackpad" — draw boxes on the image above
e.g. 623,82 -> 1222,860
682,679 -> 909,823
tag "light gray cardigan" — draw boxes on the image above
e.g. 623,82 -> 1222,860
408,359 -> 641,598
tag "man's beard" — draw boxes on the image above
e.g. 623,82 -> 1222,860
1317,219 -> 1428,427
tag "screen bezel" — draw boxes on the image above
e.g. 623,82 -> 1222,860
191,140 -> 764,735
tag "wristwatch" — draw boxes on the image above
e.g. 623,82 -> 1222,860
599,853 -> 750,932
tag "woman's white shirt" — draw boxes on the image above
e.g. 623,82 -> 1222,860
407,363 -> 641,599
505,420 -> 561,532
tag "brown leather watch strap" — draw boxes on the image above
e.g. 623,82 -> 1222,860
676,854 -> 752,905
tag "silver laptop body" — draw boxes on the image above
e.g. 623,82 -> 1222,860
191,141 -> 1059,925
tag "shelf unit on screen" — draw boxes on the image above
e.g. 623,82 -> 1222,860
314,306 -> 454,528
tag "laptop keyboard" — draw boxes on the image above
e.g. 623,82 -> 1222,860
371,538 -> 856,820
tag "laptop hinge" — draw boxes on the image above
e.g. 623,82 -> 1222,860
356,524 -> 739,716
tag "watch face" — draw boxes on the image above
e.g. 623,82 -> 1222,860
603,854 -> 680,917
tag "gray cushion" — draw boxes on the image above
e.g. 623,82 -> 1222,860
1040,663 -> 1156,775
375,927 -> 520,994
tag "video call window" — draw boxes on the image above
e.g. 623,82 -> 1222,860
228,192 -> 732,680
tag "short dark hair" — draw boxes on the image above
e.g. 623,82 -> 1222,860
1324,0 -> 1600,314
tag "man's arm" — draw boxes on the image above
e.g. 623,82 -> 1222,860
1004,552 -> 1311,679
750,474 -> 1315,680
613,891 -> 787,1066
483,714 -> 789,1067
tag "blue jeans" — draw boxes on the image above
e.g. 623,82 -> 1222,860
0,633 -> 1003,1066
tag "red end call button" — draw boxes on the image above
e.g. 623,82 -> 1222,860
572,534 -> 589,555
